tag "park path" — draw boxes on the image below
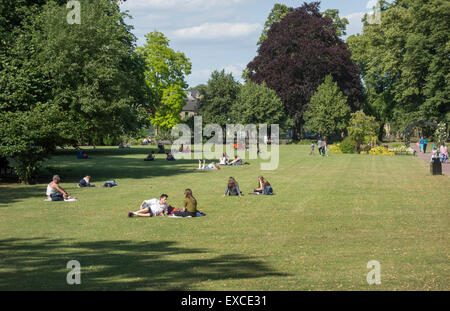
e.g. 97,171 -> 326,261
410,143 -> 449,176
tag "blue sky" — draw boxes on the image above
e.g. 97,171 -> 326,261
119,0 -> 385,87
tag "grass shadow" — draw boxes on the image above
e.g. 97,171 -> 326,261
0,187 -> 45,207
0,238 -> 288,290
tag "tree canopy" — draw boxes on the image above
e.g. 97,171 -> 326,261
232,81 -> 291,130
304,74 -> 350,138
136,31 -> 192,130
247,2 -> 363,140
0,0 -> 150,182
347,0 -> 449,133
198,70 -> 241,127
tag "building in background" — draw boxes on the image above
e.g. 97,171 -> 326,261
181,89 -> 200,119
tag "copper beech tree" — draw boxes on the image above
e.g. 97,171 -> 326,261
247,2 -> 363,140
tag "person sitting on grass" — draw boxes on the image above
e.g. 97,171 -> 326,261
172,189 -> 198,217
229,155 -> 242,166
157,142 -> 165,154
128,194 -> 168,218
144,151 -> 155,161
166,152 -> 175,161
46,175 -> 76,201
197,160 -> 220,170
78,175 -> 95,187
223,177 -> 242,197
250,176 -> 273,195
219,153 -> 229,165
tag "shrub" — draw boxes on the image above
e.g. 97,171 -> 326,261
340,137 -> 356,154
296,139 -> 314,145
328,144 -> 342,154
360,144 -> 371,152
368,146 -> 395,156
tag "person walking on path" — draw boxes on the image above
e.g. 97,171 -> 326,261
423,137 -> 428,153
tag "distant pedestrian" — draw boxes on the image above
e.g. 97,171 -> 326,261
310,142 -> 315,155
317,139 -> 323,156
423,137 -> 428,153
323,138 -> 328,157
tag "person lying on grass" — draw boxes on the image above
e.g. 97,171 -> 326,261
197,159 -> 220,170
250,176 -> 273,195
223,177 -> 242,197
172,189 -> 198,217
78,175 -> 95,187
46,175 -> 76,201
128,194 -> 168,218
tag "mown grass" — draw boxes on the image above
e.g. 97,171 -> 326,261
0,145 -> 448,290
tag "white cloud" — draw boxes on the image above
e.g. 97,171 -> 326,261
172,22 -> 262,40
345,12 -> 365,37
366,0 -> 378,9
223,63 -> 246,79
121,0 -> 245,11
188,63 -> 246,86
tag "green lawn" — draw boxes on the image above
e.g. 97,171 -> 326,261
0,145 -> 448,290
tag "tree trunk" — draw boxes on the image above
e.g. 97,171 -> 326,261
292,113 -> 304,141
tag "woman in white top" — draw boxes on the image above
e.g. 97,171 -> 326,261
46,175 -> 74,201
219,153 -> 229,165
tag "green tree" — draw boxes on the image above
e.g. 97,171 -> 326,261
347,0 -> 449,135
0,0 -> 150,182
347,111 -> 380,152
198,70 -> 240,126
304,75 -> 350,138
434,122 -> 448,146
232,81 -> 291,130
257,3 -> 292,46
137,31 -> 192,130
323,9 -> 349,37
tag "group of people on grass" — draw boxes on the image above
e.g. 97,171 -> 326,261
118,142 -> 131,149
310,138 -> 328,156
144,151 -> 175,161
127,176 -> 274,219
46,175 -> 118,201
223,176 -> 273,196
128,189 -> 202,218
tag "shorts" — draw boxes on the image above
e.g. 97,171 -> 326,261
141,203 -> 154,217
50,193 -> 64,201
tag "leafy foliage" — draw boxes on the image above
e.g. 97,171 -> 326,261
323,9 -> 349,37
347,0 -> 450,133
340,137 -> 357,154
248,2 -> 363,140
434,122 -> 448,145
304,74 -> 350,138
232,81 -> 291,130
198,70 -> 240,126
347,111 -> 380,151
257,3 -> 292,46
137,31 -> 191,130
0,0 -> 150,182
